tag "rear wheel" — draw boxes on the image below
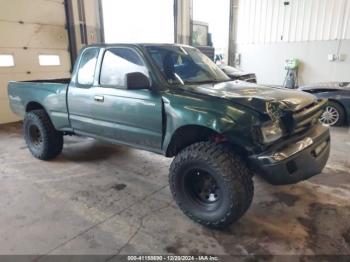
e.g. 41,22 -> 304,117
169,141 -> 254,229
320,101 -> 345,126
23,109 -> 63,160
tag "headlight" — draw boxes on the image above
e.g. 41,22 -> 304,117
260,121 -> 283,144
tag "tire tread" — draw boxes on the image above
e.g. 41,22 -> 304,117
23,109 -> 63,160
169,141 -> 254,229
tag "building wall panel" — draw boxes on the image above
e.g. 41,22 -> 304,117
236,40 -> 350,85
0,49 -> 70,82
0,0 -> 65,26
0,0 -> 70,124
237,0 -> 350,44
235,0 -> 350,85
343,0 -> 350,39
0,22 -> 69,49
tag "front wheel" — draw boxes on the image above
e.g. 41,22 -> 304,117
319,101 -> 345,126
169,141 -> 254,229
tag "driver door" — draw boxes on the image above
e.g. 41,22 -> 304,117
89,47 -> 163,150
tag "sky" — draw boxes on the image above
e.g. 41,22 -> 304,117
102,0 -> 230,54
193,0 -> 230,52
102,0 -> 174,43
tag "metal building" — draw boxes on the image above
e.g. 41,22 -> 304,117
234,0 -> 350,85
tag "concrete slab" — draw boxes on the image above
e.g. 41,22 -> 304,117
0,123 -> 349,256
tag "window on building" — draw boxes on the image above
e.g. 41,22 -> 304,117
38,55 -> 61,66
0,54 -> 15,67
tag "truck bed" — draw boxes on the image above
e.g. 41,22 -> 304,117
8,79 -> 71,130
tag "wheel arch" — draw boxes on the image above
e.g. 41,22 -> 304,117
25,101 -> 58,129
165,124 -> 248,157
26,101 -> 46,113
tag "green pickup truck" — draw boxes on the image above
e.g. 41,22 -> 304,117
8,44 -> 330,228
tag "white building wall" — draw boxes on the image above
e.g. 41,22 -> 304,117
235,0 -> 350,85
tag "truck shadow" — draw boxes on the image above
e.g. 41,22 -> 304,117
56,137 -> 130,162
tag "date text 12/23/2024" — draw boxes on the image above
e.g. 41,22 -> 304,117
127,255 -> 220,261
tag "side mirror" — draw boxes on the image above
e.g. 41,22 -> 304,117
126,72 -> 151,90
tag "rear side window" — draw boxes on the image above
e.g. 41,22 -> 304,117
100,48 -> 149,88
77,48 -> 99,86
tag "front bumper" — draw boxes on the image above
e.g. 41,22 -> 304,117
248,124 -> 330,185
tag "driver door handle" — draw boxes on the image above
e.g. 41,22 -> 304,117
94,95 -> 104,102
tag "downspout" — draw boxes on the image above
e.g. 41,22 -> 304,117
228,0 -> 238,66
97,0 -> 105,43
64,0 -> 78,70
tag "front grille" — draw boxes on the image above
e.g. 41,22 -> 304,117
290,99 -> 327,134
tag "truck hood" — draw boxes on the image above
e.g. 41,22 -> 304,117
185,80 -> 317,114
220,65 -> 254,77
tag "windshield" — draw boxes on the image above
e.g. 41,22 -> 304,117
145,45 -> 230,85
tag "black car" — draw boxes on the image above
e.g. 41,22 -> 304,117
219,65 -> 257,83
299,82 -> 350,126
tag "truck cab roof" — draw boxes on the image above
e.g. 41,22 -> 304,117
82,43 -> 195,50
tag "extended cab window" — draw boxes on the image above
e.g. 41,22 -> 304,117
100,48 -> 149,88
77,48 -> 99,86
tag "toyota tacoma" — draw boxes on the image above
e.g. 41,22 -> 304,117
8,44 -> 330,228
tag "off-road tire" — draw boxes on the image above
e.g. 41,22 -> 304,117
23,109 -> 63,160
216,143 -> 254,216
169,141 -> 254,229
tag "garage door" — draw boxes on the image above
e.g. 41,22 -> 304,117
0,0 -> 71,124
